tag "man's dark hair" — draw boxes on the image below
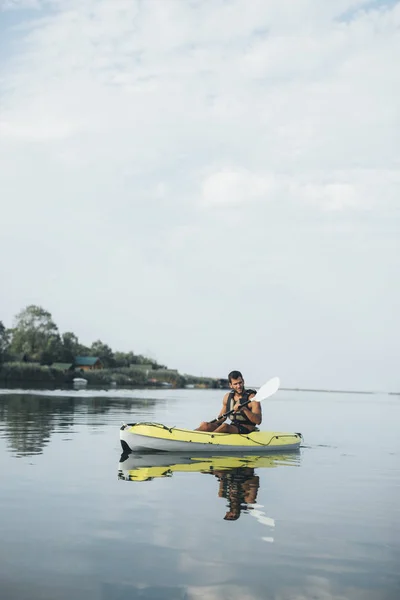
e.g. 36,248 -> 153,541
228,370 -> 243,382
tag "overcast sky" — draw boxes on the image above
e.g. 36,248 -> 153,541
0,0 -> 399,391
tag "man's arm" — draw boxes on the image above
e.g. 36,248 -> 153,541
215,393 -> 229,422
239,400 -> 262,425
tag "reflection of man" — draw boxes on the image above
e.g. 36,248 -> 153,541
208,467 -> 260,521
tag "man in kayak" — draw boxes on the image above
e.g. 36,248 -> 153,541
195,370 -> 262,434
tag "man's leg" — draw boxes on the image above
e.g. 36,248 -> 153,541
213,423 -> 240,433
195,421 -> 221,432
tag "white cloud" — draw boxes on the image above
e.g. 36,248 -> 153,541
0,0 -> 399,389
202,170 -> 276,207
0,0 -> 41,9
298,183 -> 360,211
200,167 -> 398,212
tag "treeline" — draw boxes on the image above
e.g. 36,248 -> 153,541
0,305 -> 223,388
0,305 -> 167,369
0,305 -> 172,384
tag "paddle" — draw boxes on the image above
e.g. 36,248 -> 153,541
210,376 -> 280,423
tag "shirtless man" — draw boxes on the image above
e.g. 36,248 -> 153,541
195,370 -> 262,434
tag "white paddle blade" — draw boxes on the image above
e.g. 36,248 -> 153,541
253,377 -> 280,402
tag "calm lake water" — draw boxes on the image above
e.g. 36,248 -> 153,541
0,386 -> 399,600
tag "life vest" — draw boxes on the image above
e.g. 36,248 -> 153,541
226,389 -> 257,425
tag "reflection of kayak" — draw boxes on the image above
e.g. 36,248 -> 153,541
118,452 -> 300,482
120,422 -> 302,453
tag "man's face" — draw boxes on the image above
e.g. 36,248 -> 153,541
230,376 -> 244,394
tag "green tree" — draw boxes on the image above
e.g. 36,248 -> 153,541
60,331 -> 80,362
39,334 -> 63,365
114,351 -> 138,367
0,321 -> 10,363
77,343 -> 91,356
90,339 -> 116,368
9,305 -> 60,362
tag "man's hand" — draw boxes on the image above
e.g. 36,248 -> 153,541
233,400 -> 245,413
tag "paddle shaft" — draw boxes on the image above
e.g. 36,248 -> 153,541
210,396 -> 254,424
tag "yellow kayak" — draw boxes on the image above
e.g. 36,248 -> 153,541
118,452 -> 300,482
120,422 -> 302,453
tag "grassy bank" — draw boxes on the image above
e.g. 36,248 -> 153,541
0,362 -> 67,385
0,362 -> 200,388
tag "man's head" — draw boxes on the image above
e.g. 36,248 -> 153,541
228,370 -> 244,394
224,510 -> 240,521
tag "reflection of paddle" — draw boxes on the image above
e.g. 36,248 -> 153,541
210,377 -> 280,424
248,503 -> 275,542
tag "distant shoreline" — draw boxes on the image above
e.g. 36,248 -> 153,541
280,387 -> 396,395
0,380 -> 397,396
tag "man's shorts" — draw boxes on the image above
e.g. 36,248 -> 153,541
231,422 -> 254,434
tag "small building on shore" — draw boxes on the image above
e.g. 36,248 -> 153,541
74,356 -> 103,371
